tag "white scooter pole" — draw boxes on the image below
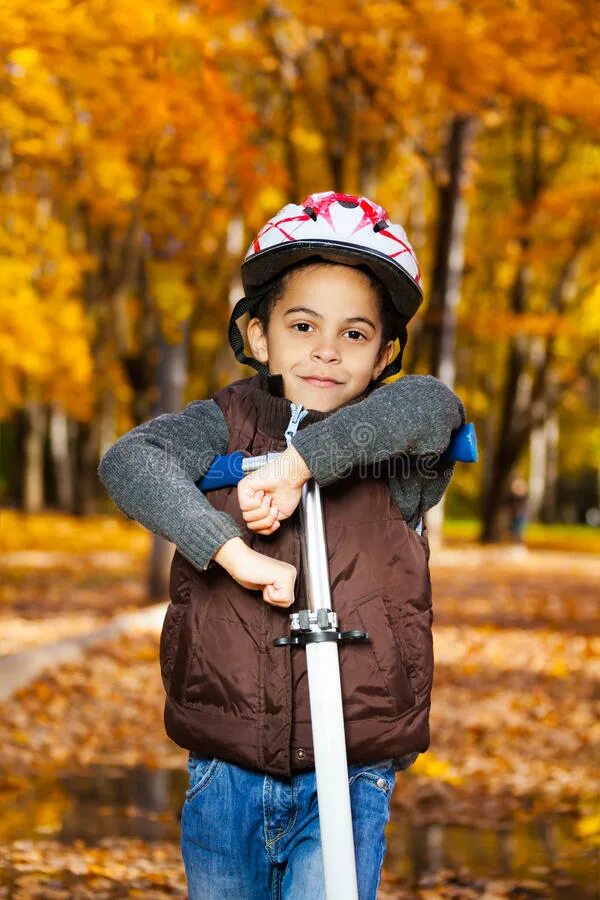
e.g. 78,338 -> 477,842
299,479 -> 360,900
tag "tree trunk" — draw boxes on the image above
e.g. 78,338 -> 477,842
357,146 -> 379,199
325,45 -> 353,192
147,323 -> 189,600
148,537 -> 175,601
0,419 -> 21,505
422,115 -> 477,546
73,421 -> 98,515
49,405 -> 74,511
98,390 -> 117,463
22,400 -> 46,513
528,419 -> 547,522
541,412 -> 559,523
401,165 -> 428,374
425,115 -> 477,384
479,351 -> 530,542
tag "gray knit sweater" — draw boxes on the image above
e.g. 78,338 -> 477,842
98,375 -> 465,572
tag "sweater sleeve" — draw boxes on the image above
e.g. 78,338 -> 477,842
292,375 -> 466,486
98,399 -> 243,571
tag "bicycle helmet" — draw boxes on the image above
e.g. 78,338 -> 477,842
229,191 -> 422,381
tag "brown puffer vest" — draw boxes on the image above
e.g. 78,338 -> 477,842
160,375 -> 433,778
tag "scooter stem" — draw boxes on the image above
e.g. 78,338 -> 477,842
300,480 -> 359,900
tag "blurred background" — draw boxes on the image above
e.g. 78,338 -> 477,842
0,1 -> 598,897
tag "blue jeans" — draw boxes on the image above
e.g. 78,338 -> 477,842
181,754 -> 396,900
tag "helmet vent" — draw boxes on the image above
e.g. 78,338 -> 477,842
303,206 -> 317,221
373,219 -> 389,233
338,200 -> 359,209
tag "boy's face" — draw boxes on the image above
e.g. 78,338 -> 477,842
247,264 -> 396,412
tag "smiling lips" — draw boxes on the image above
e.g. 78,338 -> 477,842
300,375 -> 342,388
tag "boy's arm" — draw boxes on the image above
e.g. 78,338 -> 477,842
292,375 -> 466,486
238,376 -> 465,536
98,399 -> 243,571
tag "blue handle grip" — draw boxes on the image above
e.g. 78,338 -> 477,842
443,422 -> 478,463
198,450 -> 247,491
198,424 -> 478,491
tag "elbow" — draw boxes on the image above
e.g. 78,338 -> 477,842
97,447 -> 113,490
97,438 -> 135,500
97,442 -> 119,487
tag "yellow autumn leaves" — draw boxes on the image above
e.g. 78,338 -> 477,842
0,0 -> 258,420
0,203 -> 93,418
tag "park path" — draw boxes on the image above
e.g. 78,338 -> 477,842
0,601 -> 167,701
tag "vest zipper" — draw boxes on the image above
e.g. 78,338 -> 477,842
284,402 -> 309,447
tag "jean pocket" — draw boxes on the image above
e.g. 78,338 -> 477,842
348,761 -> 395,796
186,754 -> 222,802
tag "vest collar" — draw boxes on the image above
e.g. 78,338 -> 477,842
249,373 -> 378,439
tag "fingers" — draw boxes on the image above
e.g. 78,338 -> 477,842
245,507 -> 281,535
240,488 -> 282,534
237,481 -> 263,511
238,471 -> 282,510
251,522 -> 281,536
242,494 -> 275,523
263,582 -> 294,608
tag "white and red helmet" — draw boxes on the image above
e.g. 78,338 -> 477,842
229,191 -> 423,379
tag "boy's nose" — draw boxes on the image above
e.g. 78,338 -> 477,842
311,342 -> 340,363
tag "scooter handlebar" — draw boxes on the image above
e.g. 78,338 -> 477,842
197,423 -> 477,492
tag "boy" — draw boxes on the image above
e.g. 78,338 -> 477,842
99,191 -> 465,899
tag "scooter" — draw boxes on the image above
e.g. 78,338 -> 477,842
198,423 -> 477,899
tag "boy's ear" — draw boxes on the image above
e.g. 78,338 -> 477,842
246,317 -> 269,364
372,340 -> 396,380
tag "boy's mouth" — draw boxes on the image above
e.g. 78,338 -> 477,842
300,375 -> 342,388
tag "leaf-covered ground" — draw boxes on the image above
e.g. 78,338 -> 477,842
0,515 -> 598,897
0,513 -> 149,655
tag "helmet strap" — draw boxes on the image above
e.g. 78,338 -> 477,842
228,294 -> 270,379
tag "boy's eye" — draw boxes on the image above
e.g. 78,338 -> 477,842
292,322 -> 313,333
345,330 -> 366,341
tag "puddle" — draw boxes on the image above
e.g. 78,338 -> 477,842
386,817 -> 597,898
1,766 -> 597,896
0,767 -> 187,845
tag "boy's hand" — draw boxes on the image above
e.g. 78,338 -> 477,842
213,537 -> 297,608
237,446 -> 311,535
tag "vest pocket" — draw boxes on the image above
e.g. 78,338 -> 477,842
340,590 -> 416,719
386,605 -> 434,704
184,614 -> 259,719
